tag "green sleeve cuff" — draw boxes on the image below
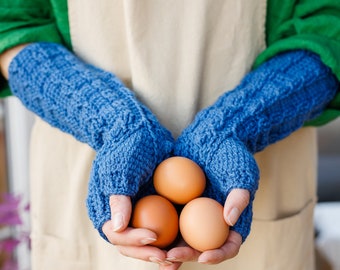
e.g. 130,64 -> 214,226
254,36 -> 340,126
0,3 -> 64,97
255,0 -> 340,126
0,84 -> 11,98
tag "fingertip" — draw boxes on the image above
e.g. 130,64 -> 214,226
109,195 -> 132,232
140,237 -> 157,245
225,207 -> 240,226
224,189 -> 250,226
112,212 -> 125,232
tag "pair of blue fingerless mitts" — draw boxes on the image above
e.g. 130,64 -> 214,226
8,43 -> 338,242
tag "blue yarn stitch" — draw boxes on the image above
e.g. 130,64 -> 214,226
8,42 -> 174,239
175,50 -> 338,242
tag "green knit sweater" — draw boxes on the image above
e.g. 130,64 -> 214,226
0,0 -> 340,125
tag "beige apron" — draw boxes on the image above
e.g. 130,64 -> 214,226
30,1 -> 317,269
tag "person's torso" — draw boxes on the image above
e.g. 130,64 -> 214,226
66,0 -> 317,221
68,0 -> 267,137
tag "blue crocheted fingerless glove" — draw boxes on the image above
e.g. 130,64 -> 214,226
8,42 -> 174,239
175,50 -> 338,242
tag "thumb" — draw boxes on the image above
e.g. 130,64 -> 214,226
223,189 -> 250,226
109,195 -> 132,232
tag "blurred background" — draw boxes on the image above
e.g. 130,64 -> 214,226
0,97 -> 33,270
315,115 -> 340,270
0,97 -> 339,270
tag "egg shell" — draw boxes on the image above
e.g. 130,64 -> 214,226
153,156 -> 206,204
131,195 -> 179,248
179,197 -> 229,252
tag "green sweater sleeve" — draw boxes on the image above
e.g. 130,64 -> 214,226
0,0 -> 69,97
255,0 -> 340,126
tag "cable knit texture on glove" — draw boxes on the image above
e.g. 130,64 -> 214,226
175,50 -> 338,242
8,42 -> 174,238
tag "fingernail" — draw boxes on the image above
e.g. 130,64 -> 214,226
198,258 -> 208,264
112,213 -> 124,231
149,257 -> 173,266
140,237 -> 157,245
161,260 -> 173,266
227,207 -> 240,226
166,257 -> 179,262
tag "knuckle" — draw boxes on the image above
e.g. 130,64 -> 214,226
109,196 -> 121,208
232,189 -> 250,208
239,191 -> 250,206
117,246 -> 132,258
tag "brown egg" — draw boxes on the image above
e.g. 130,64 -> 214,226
179,197 -> 229,252
153,157 -> 206,204
131,195 -> 179,248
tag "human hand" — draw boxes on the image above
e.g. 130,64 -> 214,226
160,189 -> 248,270
161,232 -> 241,270
98,189 -> 248,269
86,121 -> 174,240
101,188 -> 248,269
172,50 -> 338,247
7,42 -> 175,242
101,191 -> 246,269
102,195 -> 174,267
174,135 -> 259,243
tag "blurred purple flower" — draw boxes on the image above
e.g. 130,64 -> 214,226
2,259 -> 18,270
0,238 -> 20,254
0,193 -> 22,226
0,193 -> 29,270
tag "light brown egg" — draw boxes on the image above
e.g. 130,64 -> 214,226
153,156 -> 206,204
131,195 -> 179,248
179,197 -> 229,252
